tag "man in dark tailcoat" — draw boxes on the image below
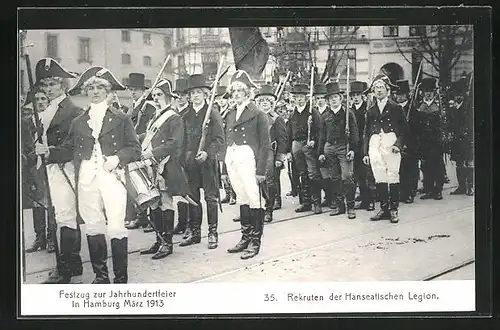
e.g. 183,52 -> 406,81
179,74 -> 225,250
223,70 -> 271,259
32,58 -> 84,284
363,74 -> 408,224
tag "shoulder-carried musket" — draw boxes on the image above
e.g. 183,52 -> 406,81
407,61 -> 423,122
306,66 -> 315,144
345,58 -> 351,152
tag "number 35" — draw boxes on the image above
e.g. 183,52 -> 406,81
264,294 -> 276,302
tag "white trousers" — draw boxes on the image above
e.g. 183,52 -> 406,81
225,144 -> 264,209
78,168 -> 128,239
46,162 -> 78,230
368,132 -> 401,184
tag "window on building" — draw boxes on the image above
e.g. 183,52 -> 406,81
176,28 -> 184,45
202,52 -> 219,80
143,56 -> 152,67
178,55 -> 186,73
121,30 -> 131,42
46,33 -> 58,59
78,38 -> 91,64
383,26 -> 399,37
143,33 -> 152,45
121,53 -> 131,65
122,78 -> 130,85
164,35 -> 172,50
145,79 -> 152,88
409,26 -> 426,37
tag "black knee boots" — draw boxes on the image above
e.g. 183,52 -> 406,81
241,208 -> 265,260
227,205 -> 252,253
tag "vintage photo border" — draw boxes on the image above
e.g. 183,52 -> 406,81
13,5 -> 493,321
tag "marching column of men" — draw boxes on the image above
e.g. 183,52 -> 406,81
22,55 -> 474,283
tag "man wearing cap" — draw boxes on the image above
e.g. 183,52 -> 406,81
286,83 -> 323,214
180,74 -> 225,249
37,66 -> 141,284
363,74 -> 407,223
254,84 -> 287,223
395,79 -> 419,204
223,70 -> 271,259
32,58 -> 84,284
448,77 -> 474,196
172,77 -> 191,236
349,81 -> 376,211
313,83 -> 334,209
318,82 -> 359,219
137,79 -> 190,260
413,78 -> 445,200
216,86 -> 237,206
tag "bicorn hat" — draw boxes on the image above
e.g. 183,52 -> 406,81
35,58 -> 77,82
254,84 -> 277,99
395,80 -> 410,94
149,79 -> 178,99
350,81 -> 366,94
68,66 -> 126,96
419,77 -> 437,91
325,82 -> 342,96
365,74 -> 398,93
187,74 -> 211,91
126,73 -> 146,88
291,83 -> 309,94
313,83 -> 327,95
230,70 -> 259,89
174,78 -> 189,94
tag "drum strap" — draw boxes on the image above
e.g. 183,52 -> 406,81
142,109 -> 177,151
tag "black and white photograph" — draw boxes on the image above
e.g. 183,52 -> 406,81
17,7 -> 487,316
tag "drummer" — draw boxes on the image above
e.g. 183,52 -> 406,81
138,79 -> 191,260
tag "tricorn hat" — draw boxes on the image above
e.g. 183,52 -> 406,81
291,84 -> 309,94
230,70 -> 259,89
187,74 -> 211,91
350,81 -> 366,94
254,84 -> 277,99
35,58 -> 77,82
68,66 -> 126,96
313,83 -> 327,95
149,78 -> 178,99
174,78 -> 189,94
395,80 -> 410,94
365,74 -> 398,93
126,73 -> 146,88
419,77 -> 437,91
325,82 -> 342,96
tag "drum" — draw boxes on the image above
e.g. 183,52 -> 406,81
125,164 -> 160,212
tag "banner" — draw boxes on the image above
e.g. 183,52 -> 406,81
229,27 -> 269,80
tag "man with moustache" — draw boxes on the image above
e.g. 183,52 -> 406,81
395,79 -> 419,204
414,78 -> 445,200
38,66 -> 141,283
137,79 -> 190,260
172,77 -> 191,236
254,84 -> 287,223
180,74 -> 225,249
216,86 -> 237,206
318,82 -> 359,219
32,58 -> 84,284
286,83 -> 323,214
313,83 -> 334,209
223,70 -> 271,259
350,81 -> 376,211
363,75 -> 407,223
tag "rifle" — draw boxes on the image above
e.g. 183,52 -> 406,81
306,66 -> 315,145
407,61 -> 423,122
20,33 -> 61,279
135,54 -> 172,128
269,71 -> 291,125
345,59 -> 351,152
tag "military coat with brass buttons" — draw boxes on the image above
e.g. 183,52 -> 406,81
223,101 -> 272,177
47,105 -> 141,184
363,99 -> 408,157
46,96 -> 84,148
